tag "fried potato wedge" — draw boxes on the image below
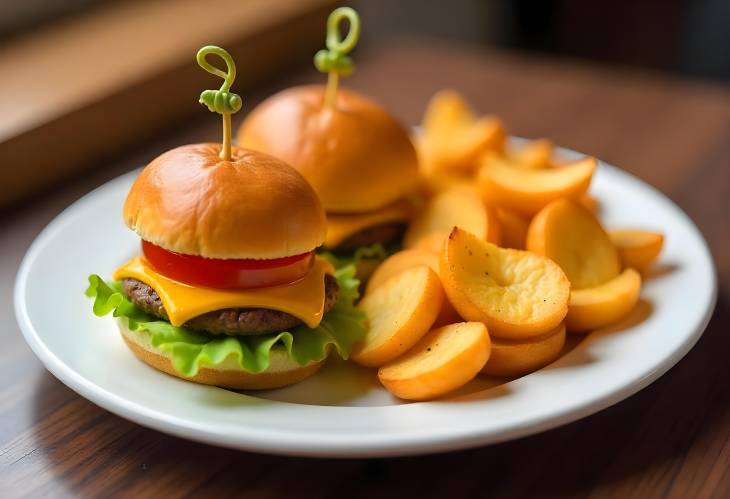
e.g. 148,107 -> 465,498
566,268 -> 642,332
440,227 -> 570,339
508,138 -> 555,169
477,155 -> 595,216
481,322 -> 566,377
404,185 -> 501,248
378,322 -> 490,401
353,266 -> 444,367
419,90 -> 505,174
366,250 -> 440,294
609,229 -> 664,274
422,89 -> 476,133
366,249 -> 461,326
495,208 -> 529,250
436,117 -> 505,174
579,194 -> 600,215
415,162 -> 472,198
412,232 -> 449,254
527,199 -> 620,289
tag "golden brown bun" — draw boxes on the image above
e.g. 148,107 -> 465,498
238,85 -> 419,213
124,143 -> 327,259
118,320 -> 324,390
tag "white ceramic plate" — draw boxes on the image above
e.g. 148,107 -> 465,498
15,142 -> 716,457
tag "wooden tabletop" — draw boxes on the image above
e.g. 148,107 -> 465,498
2,38 -> 729,498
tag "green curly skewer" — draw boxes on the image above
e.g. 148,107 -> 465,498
197,45 -> 242,161
313,7 -> 361,107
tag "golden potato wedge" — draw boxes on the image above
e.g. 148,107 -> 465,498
477,154 -> 595,216
440,227 -> 570,339
579,194 -> 600,215
366,250 -> 439,295
353,266 -> 444,367
419,90 -> 505,174
404,185 -> 501,248
422,89 -> 476,134
527,199 -> 620,289
412,232 -> 449,254
439,117 -> 505,174
366,249 -> 461,326
415,162 -> 472,198
609,229 -> 664,274
410,220 -> 502,255
566,268 -> 642,332
508,138 -> 554,169
378,322 -> 490,401
481,322 -> 566,377
495,208 -> 529,250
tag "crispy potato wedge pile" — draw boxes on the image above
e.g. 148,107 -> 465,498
353,90 -> 664,400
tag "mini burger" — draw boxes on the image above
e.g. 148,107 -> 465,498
237,7 -> 419,276
86,46 -> 365,389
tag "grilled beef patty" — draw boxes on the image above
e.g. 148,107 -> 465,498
331,223 -> 404,252
122,274 -> 339,336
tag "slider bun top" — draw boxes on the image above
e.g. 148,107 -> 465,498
238,85 -> 419,213
124,143 -> 327,259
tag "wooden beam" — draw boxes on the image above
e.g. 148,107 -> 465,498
0,0 -> 338,207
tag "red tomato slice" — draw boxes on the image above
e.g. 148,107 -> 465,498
141,240 -> 313,289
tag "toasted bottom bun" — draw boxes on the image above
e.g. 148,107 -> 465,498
117,319 -> 325,390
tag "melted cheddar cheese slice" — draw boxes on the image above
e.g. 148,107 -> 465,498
325,198 -> 415,248
113,256 -> 334,328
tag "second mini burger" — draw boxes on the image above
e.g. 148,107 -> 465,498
238,7 -> 419,276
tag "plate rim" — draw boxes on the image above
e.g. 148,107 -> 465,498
14,146 -> 718,458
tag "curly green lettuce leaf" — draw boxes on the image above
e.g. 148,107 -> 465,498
319,243 -> 393,269
85,266 -> 366,377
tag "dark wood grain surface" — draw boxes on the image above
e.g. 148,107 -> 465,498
2,38 -> 729,498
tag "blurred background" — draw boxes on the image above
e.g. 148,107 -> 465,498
358,0 -> 730,80
3,0 -> 729,79
0,0 -> 729,207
